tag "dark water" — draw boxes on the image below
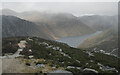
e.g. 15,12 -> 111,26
56,31 -> 102,48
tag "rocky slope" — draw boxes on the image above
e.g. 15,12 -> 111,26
78,28 -> 118,56
2,37 -> 120,74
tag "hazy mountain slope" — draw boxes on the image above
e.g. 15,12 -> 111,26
1,9 -> 19,16
1,9 -> 96,39
21,12 -> 96,39
2,15 -> 53,40
78,28 -> 118,56
78,15 -> 117,31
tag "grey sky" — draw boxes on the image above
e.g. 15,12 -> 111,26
2,2 -> 118,16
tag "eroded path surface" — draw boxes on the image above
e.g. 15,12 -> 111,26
1,40 -> 27,73
2,58 -> 25,73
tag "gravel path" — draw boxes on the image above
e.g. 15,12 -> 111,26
2,58 -> 25,73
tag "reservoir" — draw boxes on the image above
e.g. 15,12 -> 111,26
56,31 -> 102,48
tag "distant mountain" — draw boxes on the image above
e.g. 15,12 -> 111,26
21,12 -> 96,39
1,9 -> 96,39
1,9 -> 19,16
2,15 -> 53,40
78,15 -> 118,56
2,9 -> 117,40
78,15 -> 117,31
78,28 -> 118,56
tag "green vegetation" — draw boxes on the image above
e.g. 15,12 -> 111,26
2,37 -> 120,74
2,37 -> 26,55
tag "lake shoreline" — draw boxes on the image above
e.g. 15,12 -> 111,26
56,31 -> 102,48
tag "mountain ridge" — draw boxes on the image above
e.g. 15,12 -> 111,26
2,15 -> 53,40
1,9 -> 96,39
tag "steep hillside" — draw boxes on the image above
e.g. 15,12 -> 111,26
78,28 -> 118,56
21,12 -> 96,39
78,15 -> 117,31
2,15 -> 53,40
1,9 -> 96,39
2,37 -> 120,74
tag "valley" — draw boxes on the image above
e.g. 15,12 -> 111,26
1,9 -> 96,39
57,31 -> 102,47
1,7 -> 119,75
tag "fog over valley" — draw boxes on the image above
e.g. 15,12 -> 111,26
2,2 -> 118,16
1,2 -> 119,74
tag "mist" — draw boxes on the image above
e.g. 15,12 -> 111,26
2,2 -> 118,16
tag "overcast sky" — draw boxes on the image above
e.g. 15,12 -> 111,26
1,0 -> 120,2
2,2 -> 118,16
